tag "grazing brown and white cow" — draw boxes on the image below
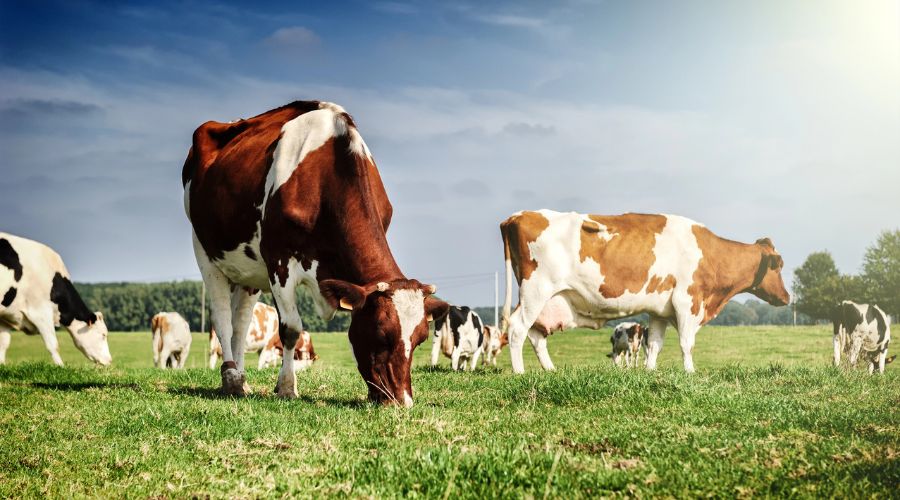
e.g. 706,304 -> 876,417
0,233 -> 112,366
500,210 -> 790,374
481,324 -> 508,367
258,330 -> 318,371
208,302 -> 279,369
151,312 -> 192,369
183,100 -> 448,405
832,301 -> 894,374
608,322 -> 645,368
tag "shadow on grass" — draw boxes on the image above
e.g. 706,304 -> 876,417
29,381 -> 143,392
166,385 -> 370,408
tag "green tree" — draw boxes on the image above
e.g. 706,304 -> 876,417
861,230 -> 900,318
793,251 -> 842,321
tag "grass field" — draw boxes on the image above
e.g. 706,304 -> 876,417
1,325 -> 898,498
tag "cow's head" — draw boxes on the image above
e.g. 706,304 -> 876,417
484,325 -> 508,357
748,238 -> 791,307
68,311 -> 112,366
319,278 -> 449,407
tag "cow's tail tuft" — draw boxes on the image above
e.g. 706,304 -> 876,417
500,222 -> 513,334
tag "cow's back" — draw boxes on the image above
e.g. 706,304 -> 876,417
184,102 -> 322,261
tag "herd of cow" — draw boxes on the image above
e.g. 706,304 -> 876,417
0,100 -> 893,406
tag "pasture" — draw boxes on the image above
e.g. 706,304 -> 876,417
1,325 -> 898,498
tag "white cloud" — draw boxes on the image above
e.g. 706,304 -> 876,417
264,26 -> 321,48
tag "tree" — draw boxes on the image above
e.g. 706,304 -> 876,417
793,251 -> 842,321
861,230 -> 900,318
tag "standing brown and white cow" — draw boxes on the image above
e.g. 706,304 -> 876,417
208,302 -> 279,369
183,101 -> 448,405
0,233 -> 112,366
151,312 -> 192,369
500,210 -> 790,373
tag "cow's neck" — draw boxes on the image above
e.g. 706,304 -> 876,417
700,238 -> 765,318
325,158 -> 404,285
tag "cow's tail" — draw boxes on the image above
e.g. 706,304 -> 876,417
500,222 -> 514,334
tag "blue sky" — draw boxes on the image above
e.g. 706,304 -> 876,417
1,0 -> 898,307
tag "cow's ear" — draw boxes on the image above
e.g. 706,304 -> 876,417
755,237 -> 774,249
319,280 -> 368,311
424,296 -> 449,322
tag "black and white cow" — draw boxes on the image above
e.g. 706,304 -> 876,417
431,306 -> 484,371
832,301 -> 893,374
0,233 -> 112,366
608,322 -> 646,368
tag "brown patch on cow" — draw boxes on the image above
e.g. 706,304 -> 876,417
261,135 -> 403,287
578,214 -> 667,298
500,211 -> 550,283
247,304 -> 272,342
151,314 -> 169,353
645,274 -> 676,294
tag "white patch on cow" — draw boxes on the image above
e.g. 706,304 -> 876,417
392,289 -> 425,359
403,391 -> 413,408
212,221 -> 269,291
261,103 -> 372,216
183,180 -> 192,220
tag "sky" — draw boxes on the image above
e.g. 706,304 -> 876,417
1,0 -> 898,308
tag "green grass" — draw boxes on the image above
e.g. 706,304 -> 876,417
1,325 -> 897,498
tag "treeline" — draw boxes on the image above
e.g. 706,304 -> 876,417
74,281 -> 351,333
793,230 -> 900,321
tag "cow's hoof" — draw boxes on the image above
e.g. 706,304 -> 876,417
274,376 -> 297,399
221,368 -> 247,397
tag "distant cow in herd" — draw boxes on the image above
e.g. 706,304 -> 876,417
183,100 -> 448,405
431,305 -> 485,370
832,301 -> 894,374
209,303 -> 317,371
151,312 -> 192,369
500,210 -> 790,374
481,324 -> 508,367
608,322 -> 646,368
0,232 -> 112,366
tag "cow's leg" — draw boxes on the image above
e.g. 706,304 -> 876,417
208,349 -> 218,370
470,347 -> 482,370
450,348 -> 461,371
158,346 -> 172,369
229,287 -> 260,388
527,328 -> 555,371
833,332 -> 843,368
192,233 -> 241,394
848,336 -> 863,368
644,316 -> 667,370
0,327 -> 10,364
877,349 -> 887,374
509,286 -> 556,374
179,344 -> 190,369
675,314 -> 701,373
34,315 -> 64,366
430,333 -> 441,367
270,284 -> 303,399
